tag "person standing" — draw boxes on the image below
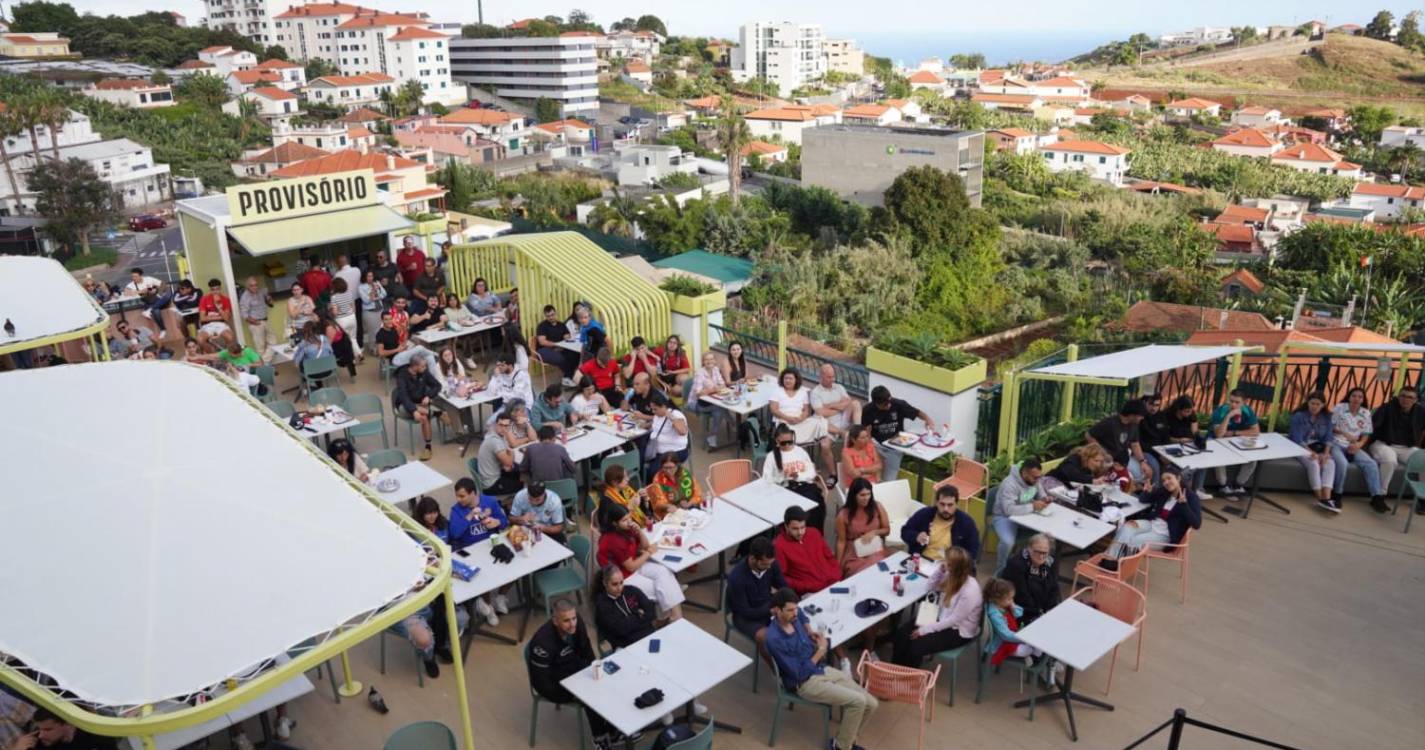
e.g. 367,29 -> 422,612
396,236 -> 427,291
861,385 -> 934,482
1368,385 -> 1424,512
328,277 -> 360,363
764,588 -> 879,750
357,268 -> 386,353
238,276 -> 273,361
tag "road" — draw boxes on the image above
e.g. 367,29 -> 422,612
92,224 -> 184,287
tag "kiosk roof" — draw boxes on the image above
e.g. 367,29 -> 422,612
0,256 -> 107,353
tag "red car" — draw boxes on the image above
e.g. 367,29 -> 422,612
128,214 -> 167,231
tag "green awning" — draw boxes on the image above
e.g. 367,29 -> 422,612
227,204 -> 414,256
652,249 -> 754,290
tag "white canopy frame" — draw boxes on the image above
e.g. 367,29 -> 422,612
1263,340 -> 1425,431
0,256 -> 110,360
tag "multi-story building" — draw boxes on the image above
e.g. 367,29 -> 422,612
1270,143 -> 1362,179
0,107 -> 98,157
449,36 -> 599,117
82,79 -> 175,109
730,21 -> 826,97
303,72 -> 396,110
824,39 -> 864,76
2,137 -> 171,214
1039,140 -> 1130,186
198,45 -> 258,77
802,124 -> 984,206
254,58 -> 307,90
743,105 -> 841,146
599,29 -> 662,61
437,108 -> 531,153
1380,125 -> 1425,150
0,32 -> 73,58
224,87 -> 303,130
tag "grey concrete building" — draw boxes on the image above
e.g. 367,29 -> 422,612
801,125 -> 984,207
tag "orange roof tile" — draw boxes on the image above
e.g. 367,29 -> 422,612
744,108 -> 817,122
403,186 -> 447,200
908,70 -> 944,84
336,12 -> 427,29
1271,142 -> 1344,163
270,149 -> 423,178
1221,268 -> 1265,294
311,73 -> 395,86
1037,76 -> 1086,88
244,142 -> 328,164
1126,181 -> 1201,195
885,99 -> 911,109
1203,222 -> 1256,245
338,107 -> 388,123
1352,182 -> 1425,200
1217,205 -> 1270,225
441,108 -> 520,126
249,86 -> 297,100
992,128 -> 1034,138
255,59 -> 302,70
275,3 -> 365,19
1123,301 -> 1274,334
971,93 -> 1040,105
230,70 -> 282,85
199,45 -> 233,54
1041,140 -> 1130,156
1167,97 -> 1221,110
176,59 -> 215,69
348,126 -> 373,138
1213,128 -> 1278,148
388,26 -> 448,41
624,60 -> 651,73
740,140 -> 787,157
685,95 -> 721,108
844,104 -> 892,118
534,119 -> 593,133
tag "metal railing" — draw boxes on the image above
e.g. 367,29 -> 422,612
707,320 -> 870,399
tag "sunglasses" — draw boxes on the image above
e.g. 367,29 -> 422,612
777,441 -> 794,447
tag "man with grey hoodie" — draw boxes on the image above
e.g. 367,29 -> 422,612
990,457 -> 1049,574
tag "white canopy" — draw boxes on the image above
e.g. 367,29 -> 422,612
1028,344 -> 1255,382
0,256 -> 107,350
0,362 -> 429,709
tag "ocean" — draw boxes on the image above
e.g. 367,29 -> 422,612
845,30 -> 1123,67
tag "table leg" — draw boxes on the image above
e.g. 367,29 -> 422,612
1224,467 -> 1289,519
685,701 -> 743,734
1201,505 -> 1231,524
1011,666 -> 1113,742
678,551 -> 726,613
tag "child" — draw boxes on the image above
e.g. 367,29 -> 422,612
982,578 -> 1064,686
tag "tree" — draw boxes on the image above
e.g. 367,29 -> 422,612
717,95 -> 750,206
262,45 -> 288,61
1365,10 -> 1394,40
611,17 -> 637,32
393,80 -> 425,117
1230,26 -> 1258,47
1347,104 -> 1397,143
567,9 -> 591,26
461,23 -> 504,38
1388,141 -> 1422,181
0,108 -> 27,215
30,158 -> 117,255
176,73 -> 231,110
587,189 -> 640,238
150,70 -> 172,85
435,162 -> 499,213
10,1 -> 81,34
881,166 -> 975,257
1398,11 -> 1424,52
304,57 -> 338,81
534,97 -> 561,123
524,19 -> 559,37
948,53 -> 986,69
18,88 -> 70,161
634,15 -> 667,37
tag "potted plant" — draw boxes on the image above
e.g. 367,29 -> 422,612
659,274 -> 725,317
866,331 -> 987,396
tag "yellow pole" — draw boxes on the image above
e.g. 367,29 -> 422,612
1006,371 -> 1023,464
1227,338 -> 1245,390
1266,348 -> 1291,432
776,320 -> 788,372
996,369 -> 1016,458
336,649 -> 363,698
444,581 -> 477,750
1059,344 -> 1078,424
698,306 -> 709,362
1391,351 -> 1410,393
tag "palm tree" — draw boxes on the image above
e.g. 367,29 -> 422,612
717,94 -> 749,206
1389,142 -> 1421,181
0,107 -> 26,215
13,93 -> 44,161
33,89 -> 70,162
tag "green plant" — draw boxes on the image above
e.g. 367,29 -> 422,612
873,331 -> 982,370
61,246 -> 116,270
659,274 -> 718,296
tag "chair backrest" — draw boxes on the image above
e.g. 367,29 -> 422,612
267,400 -> 296,419
301,354 -> 337,378
665,718 -> 716,750
567,533 -> 592,574
1090,576 -> 1146,627
368,449 -> 407,471
544,477 -> 579,509
874,479 -> 920,543
602,451 -> 642,487
856,652 -> 938,706
254,365 -> 276,387
1116,546 -> 1149,581
309,386 -> 347,408
954,457 -> 988,493
707,459 -> 754,496
382,721 -> 456,750
345,393 -> 385,418
1406,449 -> 1425,491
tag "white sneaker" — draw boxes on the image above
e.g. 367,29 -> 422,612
493,594 -> 510,615
475,597 -> 499,626
1196,489 -> 1213,500
690,700 -> 709,717
562,377 -> 578,389
706,435 -> 718,450
232,732 -> 255,750
275,716 -> 295,741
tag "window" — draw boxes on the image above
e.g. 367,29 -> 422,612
1098,156 -> 1106,164
1071,154 -> 1084,163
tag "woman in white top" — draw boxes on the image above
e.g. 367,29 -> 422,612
357,268 -> 386,353
762,423 -> 827,532
1331,386 -> 1386,506
689,351 -> 730,449
327,277 -> 360,362
286,282 -> 317,336
768,367 -> 836,483
571,376 -> 610,420
645,394 -> 689,479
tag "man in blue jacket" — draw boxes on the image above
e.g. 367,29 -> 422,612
448,477 -> 511,627
765,588 -> 878,750
900,484 -> 980,563
726,536 -> 788,640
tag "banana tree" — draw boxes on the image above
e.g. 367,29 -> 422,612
0,108 -> 25,215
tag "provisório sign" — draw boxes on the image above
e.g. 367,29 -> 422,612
226,170 -> 379,226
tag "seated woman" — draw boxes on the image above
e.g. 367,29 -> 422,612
654,334 -> 693,391
326,438 -> 369,482
570,376 -> 611,421
286,281 -> 317,336
292,320 -> 334,386
1098,466 -> 1202,568
592,563 -> 658,650
762,423 -> 827,532
598,463 -> 650,529
1290,390 -> 1339,512
892,546 -> 981,667
688,351 -> 731,449
442,292 -> 473,326
768,368 -> 836,482
839,425 -> 884,489
595,501 -> 684,621
465,278 -> 502,316
835,477 -> 890,576
413,495 -> 448,542
1042,443 -> 1113,496
646,452 -> 703,520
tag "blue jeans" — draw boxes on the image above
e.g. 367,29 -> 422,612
875,442 -> 904,482
147,292 -> 174,331
1330,444 -> 1383,495
990,515 -> 1026,575
1128,454 -> 1161,485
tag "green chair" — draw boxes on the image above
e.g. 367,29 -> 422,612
601,450 -> 643,489
286,637 -> 341,703
383,721 -> 456,750
253,365 -> 277,403
368,449 -> 407,471
932,626 -> 984,706
974,609 -> 1046,714
344,393 -> 389,449
300,354 -> 340,398
721,587 -> 762,692
465,458 -> 489,492
527,641 -> 587,750
394,391 -> 446,450
1391,449 -> 1425,533
544,477 -> 580,523
308,386 -> 348,409
763,635 -> 832,747
534,534 -> 591,618
666,718 -> 715,750
267,400 -> 296,419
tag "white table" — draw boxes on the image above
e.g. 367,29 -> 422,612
436,386 -> 503,456
295,411 -> 364,441
579,409 -> 650,442
885,430 -> 959,493
1009,503 -> 1116,551
560,619 -> 750,739
371,461 -> 452,507
124,662 -> 314,750
565,426 -> 631,464
1046,484 -> 1150,521
717,481 -> 818,524
450,533 -> 573,645
1013,598 -> 1138,742
700,375 -> 776,417
649,501 -> 773,611
1155,433 -> 1305,519
416,315 -> 504,346
269,342 -> 294,365
799,551 -> 940,649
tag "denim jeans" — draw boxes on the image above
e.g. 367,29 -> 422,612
1330,444 -> 1383,495
875,441 -> 904,482
991,515 -> 1025,575
1128,454 -> 1161,485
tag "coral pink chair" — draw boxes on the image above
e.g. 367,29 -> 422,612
1073,579 -> 1146,695
1143,527 -> 1194,604
933,456 -> 988,501
1070,546 -> 1147,596
706,459 -> 756,498
856,651 -> 939,750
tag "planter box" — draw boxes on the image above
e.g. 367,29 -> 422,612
664,288 -> 726,317
865,346 -> 987,396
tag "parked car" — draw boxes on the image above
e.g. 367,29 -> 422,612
128,214 -> 167,232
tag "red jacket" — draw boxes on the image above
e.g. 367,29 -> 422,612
397,247 -> 426,289
300,268 -> 332,300
773,528 -> 841,596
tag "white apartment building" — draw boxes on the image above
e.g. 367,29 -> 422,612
437,109 -> 532,153
197,45 -> 258,77
82,79 -> 174,109
742,106 -> 840,146
824,39 -> 864,76
730,21 -> 827,97
599,30 -> 662,61
203,0 -> 319,45
272,122 -> 355,151
1039,140 -> 1130,186
223,87 -> 303,130
1380,125 -> 1425,150
303,73 -> 395,109
1158,26 -> 1231,46
254,58 -> 307,90
449,36 -> 599,117
2,137 -> 171,215
1348,183 -> 1425,220
0,107 -> 97,157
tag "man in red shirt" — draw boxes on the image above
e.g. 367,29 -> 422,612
578,345 -> 624,408
299,260 -> 332,303
619,336 -> 659,382
196,278 -> 236,351
773,505 -> 840,596
397,236 -> 427,290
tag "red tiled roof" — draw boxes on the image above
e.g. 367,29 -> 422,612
1126,181 -> 1201,195
255,59 -> 302,70
534,119 -> 593,133
624,60 -> 651,73
403,186 -> 447,200
1203,222 -> 1256,245
275,3 -> 365,19
1041,140 -> 1130,156
244,142 -> 328,164
336,13 -> 427,29
1213,128 -> 1278,148
1167,97 -> 1220,110
992,128 -> 1034,138
230,70 -> 282,85
1037,76 -> 1086,88
1221,268 -> 1265,294
176,60 -> 215,69
348,126 -> 373,138
199,45 -> 233,54
441,108 -> 520,126
270,149 -> 423,178
745,108 -> 817,122
1272,142 -> 1345,163
1352,182 -> 1425,200
741,140 -> 787,157
388,26 -> 448,41
338,107 -> 388,123
249,86 -> 297,101
1235,105 -> 1276,115
885,99 -> 911,109
844,104 -> 892,118
971,93 -> 1040,105
311,73 -> 395,86
1217,205 -> 1270,225
908,70 -> 944,84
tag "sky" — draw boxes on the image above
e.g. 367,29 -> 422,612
18,0 -> 1424,41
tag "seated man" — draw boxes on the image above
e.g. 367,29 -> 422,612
764,587 -> 879,750
393,354 -> 442,461
510,480 -> 567,543
773,506 -> 841,597
109,319 -> 158,360
391,597 -> 466,680
218,340 -> 263,370
578,346 -> 624,408
171,278 -> 202,335
489,353 -> 534,410
531,383 -> 576,429
1209,388 -> 1261,497
449,477 -> 512,625
810,364 -> 862,441
521,425 -> 576,484
726,536 -> 788,640
122,268 -> 171,330
1369,385 -> 1424,511
373,310 -> 439,373
527,599 -> 636,750
861,386 -> 933,482
7,707 -> 117,750
619,336 -> 660,385
1086,399 -> 1153,488
534,304 -> 580,386
988,458 -> 1049,574
999,532 -> 1059,626
196,278 -> 236,352
902,484 -> 981,564
476,411 -> 525,495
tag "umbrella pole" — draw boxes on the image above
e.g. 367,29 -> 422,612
337,650 -> 364,698
444,580 -> 477,749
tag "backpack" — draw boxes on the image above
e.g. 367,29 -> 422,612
649,725 -> 696,750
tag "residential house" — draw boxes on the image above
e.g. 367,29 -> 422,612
885,99 -> 924,123
231,141 -> 329,178
824,39 -> 865,76
1039,140 -> 1130,186
600,29 -> 662,61
2,138 -> 170,214
395,130 -> 502,166
623,59 -> 653,87
252,58 -> 306,90
0,107 -> 98,158
741,140 -> 788,164
611,144 -> 699,186
225,87 -> 303,128
303,73 -> 395,110
1157,27 -> 1232,46
1107,93 -> 1152,112
971,93 -> 1043,111
1220,268 -> 1266,300
1261,124 -> 1326,146
907,70 -> 947,92
198,45 -> 257,77
173,59 -> 217,76
1126,180 -> 1201,196
1165,97 -> 1222,119
226,69 -> 285,96
1270,143 -> 1362,178
1230,106 -> 1284,128
1380,125 -> 1425,150
1026,75 -> 1090,103
531,119 -> 595,156
346,126 -> 377,150
82,79 -> 174,109
1301,108 -> 1349,133
338,107 -> 387,125
1211,128 -> 1283,158
1216,204 -> 1270,229
391,113 -> 438,133
1068,107 -> 1104,126
273,122 -> 354,151
439,108 -> 530,153
841,104 -> 901,127
1122,300 -> 1273,335
269,149 -> 446,213
988,128 -> 1038,154
743,107 -> 830,145
729,21 -> 826,97
1348,182 -> 1425,220
1242,195 -> 1310,229
1202,221 -> 1260,259
0,32 -> 73,58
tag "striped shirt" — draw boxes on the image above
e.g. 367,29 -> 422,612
329,289 -> 357,318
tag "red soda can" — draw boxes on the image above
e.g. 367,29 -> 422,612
893,574 -> 903,595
